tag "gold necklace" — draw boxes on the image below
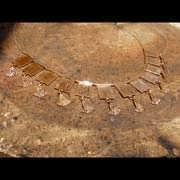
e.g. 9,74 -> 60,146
9,47 -> 168,115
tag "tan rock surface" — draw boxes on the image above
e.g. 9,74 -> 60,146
0,23 -> 180,157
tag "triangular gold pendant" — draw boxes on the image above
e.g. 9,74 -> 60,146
57,93 -> 71,107
82,99 -> 94,114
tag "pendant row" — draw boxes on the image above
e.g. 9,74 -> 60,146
8,52 -> 168,115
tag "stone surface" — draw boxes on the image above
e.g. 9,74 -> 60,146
0,23 -> 179,157
158,117 -> 180,155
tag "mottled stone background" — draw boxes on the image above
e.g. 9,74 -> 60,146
0,23 -> 180,157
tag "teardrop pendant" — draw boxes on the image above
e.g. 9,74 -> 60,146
57,92 -> 71,107
34,83 -> 46,98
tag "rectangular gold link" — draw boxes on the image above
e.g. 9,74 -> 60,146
23,63 -> 44,77
115,84 -> 137,98
141,71 -> 161,85
146,64 -> 162,75
36,70 -> 58,86
130,79 -> 150,93
53,78 -> 74,93
13,54 -> 33,68
96,85 -> 115,100
147,56 -> 161,66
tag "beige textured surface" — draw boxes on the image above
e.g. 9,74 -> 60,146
0,23 -> 180,157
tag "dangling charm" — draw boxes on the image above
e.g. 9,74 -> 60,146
6,67 -> 17,77
150,97 -> 161,105
57,91 -> 71,107
21,74 -> 32,87
34,83 -> 46,98
76,95 -> 94,114
129,96 -> 144,112
82,98 -> 94,114
134,103 -> 144,112
108,102 -> 121,115
147,90 -> 161,105
104,98 -> 121,115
